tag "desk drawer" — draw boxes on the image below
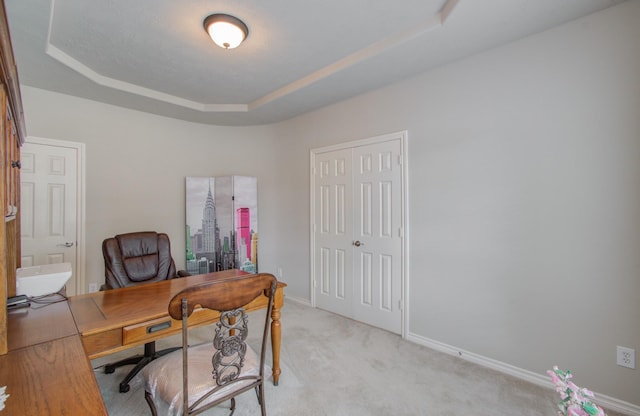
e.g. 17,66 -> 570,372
122,309 -> 222,346
123,317 -> 181,345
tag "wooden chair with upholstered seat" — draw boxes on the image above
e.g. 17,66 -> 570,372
142,272 -> 277,416
102,231 -> 190,393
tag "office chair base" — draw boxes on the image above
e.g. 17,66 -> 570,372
104,355 -> 144,374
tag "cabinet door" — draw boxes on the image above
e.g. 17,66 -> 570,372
0,0 -> 26,355
0,87 -> 7,355
0,90 -> 24,350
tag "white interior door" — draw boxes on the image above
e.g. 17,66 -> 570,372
20,140 -> 80,295
352,140 -> 403,333
314,148 -> 354,318
313,133 -> 405,334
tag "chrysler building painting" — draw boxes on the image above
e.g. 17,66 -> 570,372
185,176 -> 258,275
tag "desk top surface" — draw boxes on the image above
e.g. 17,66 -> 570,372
68,270 -> 284,336
7,300 -> 78,351
0,335 -> 107,415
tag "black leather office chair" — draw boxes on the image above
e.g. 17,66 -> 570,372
102,231 -> 190,393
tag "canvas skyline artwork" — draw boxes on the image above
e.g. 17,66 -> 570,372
185,176 -> 258,274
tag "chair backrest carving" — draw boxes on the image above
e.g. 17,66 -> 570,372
212,308 -> 249,386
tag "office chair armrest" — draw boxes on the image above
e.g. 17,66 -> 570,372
177,270 -> 191,278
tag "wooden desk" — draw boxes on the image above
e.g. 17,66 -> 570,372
7,301 -> 77,351
68,270 -> 287,385
4,301 -> 107,415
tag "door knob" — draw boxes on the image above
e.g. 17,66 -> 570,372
57,242 -> 74,248
353,240 -> 363,247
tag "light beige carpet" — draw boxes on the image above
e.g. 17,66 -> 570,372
93,300 -> 622,415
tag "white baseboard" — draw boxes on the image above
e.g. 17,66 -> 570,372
406,332 -> 640,416
283,295 -> 312,308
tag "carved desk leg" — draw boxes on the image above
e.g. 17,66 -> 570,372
270,303 -> 282,386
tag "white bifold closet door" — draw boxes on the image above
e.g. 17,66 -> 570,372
314,137 -> 403,334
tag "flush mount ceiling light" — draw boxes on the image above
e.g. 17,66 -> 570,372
203,13 -> 248,49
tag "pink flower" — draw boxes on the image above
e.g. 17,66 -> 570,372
568,406 -> 588,416
581,388 -> 595,398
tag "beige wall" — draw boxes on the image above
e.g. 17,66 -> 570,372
272,1 -> 640,409
20,1 -> 640,410
21,87 -> 283,290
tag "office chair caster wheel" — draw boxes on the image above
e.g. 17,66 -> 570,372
104,365 -> 115,374
119,383 -> 130,393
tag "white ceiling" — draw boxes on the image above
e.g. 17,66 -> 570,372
5,0 -> 625,126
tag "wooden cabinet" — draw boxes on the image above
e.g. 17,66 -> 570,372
0,0 -> 26,355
